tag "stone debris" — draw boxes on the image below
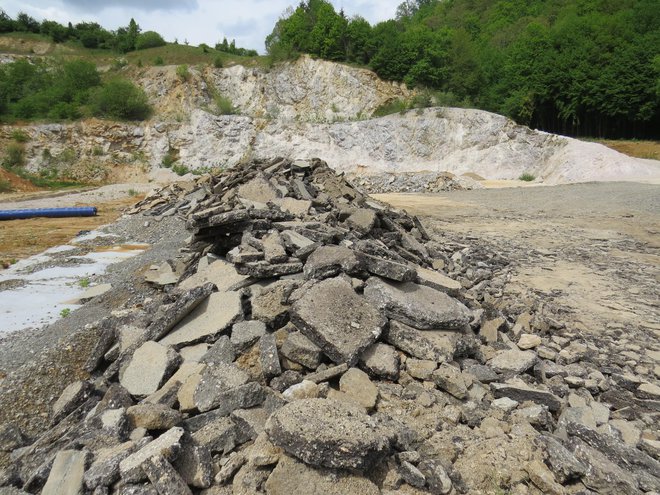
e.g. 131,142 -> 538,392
3,158 -> 659,495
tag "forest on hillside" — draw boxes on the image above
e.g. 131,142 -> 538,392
267,0 -> 660,139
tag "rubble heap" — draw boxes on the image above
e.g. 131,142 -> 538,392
1,158 -> 659,495
348,171 -> 483,194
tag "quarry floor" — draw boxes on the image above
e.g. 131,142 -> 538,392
376,181 -> 660,338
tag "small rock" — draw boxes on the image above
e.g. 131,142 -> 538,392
339,368 -> 378,410
359,343 -> 400,380
119,427 -> 186,483
42,450 -> 91,495
230,321 -> 267,352
265,398 -> 395,469
52,381 -> 93,424
489,349 -> 537,375
280,332 -> 322,369
141,454 -> 192,495
526,460 -> 564,495
120,341 -> 181,396
432,363 -> 468,400
259,333 -> 282,379
518,333 -> 542,350
364,278 -> 471,330
282,380 -> 319,401
126,404 -> 182,430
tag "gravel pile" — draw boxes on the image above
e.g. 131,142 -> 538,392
348,171 -> 483,194
0,158 -> 658,495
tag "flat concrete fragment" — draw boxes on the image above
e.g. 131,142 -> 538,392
160,291 -> 242,347
265,455 -> 380,495
491,379 -> 562,412
265,398 -> 395,469
84,440 -> 147,490
120,341 -> 181,396
173,437 -> 213,488
200,336 -> 234,365
364,277 -> 470,330
262,231 -> 288,264
192,417 -> 237,455
303,245 -> 362,279
280,332 -> 322,369
489,349 -> 537,375
275,198 -> 311,217
142,454 -> 192,495
383,320 -> 445,361
193,364 -> 250,412
359,343 -> 400,380
259,333 -> 282,379
230,320 -> 267,352
290,277 -> 386,365
42,449 -> 90,495
179,259 -> 250,292
432,364 -> 468,399
237,174 -> 281,203
70,283 -> 113,303
235,260 -> 303,278
51,380 -> 92,424
415,267 -> 461,295
339,368 -> 378,410
360,253 -> 416,282
126,404 -> 182,430
346,208 -> 377,234
119,427 -> 186,483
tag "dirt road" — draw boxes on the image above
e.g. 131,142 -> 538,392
376,182 -> 660,337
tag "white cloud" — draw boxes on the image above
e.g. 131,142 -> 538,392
1,0 -> 402,52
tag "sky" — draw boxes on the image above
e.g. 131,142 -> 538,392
2,0 -> 403,53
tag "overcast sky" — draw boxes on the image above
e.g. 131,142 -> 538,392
2,0 -> 402,53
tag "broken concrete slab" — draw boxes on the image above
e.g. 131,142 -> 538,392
415,267 -> 461,296
489,349 -> 537,375
290,277 -> 386,365
192,364 -> 250,413
346,208 -> 377,234
339,368 -> 378,410
303,245 -> 362,280
230,320 -> 267,353
42,449 -> 90,495
265,455 -> 380,495
119,341 -> 181,396
360,253 -> 417,282
433,363 -> 469,399
51,381 -> 93,425
262,231 -> 288,264
265,398 -> 395,469
491,379 -> 562,412
141,454 -> 193,495
364,277 -> 471,330
259,333 -> 282,379
280,331 -> 322,369
179,259 -> 251,292
126,404 -> 182,431
119,427 -> 186,483
359,343 -> 400,381
159,291 -> 242,347
383,320 -> 445,361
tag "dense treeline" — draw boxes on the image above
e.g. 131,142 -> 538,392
0,59 -> 151,121
266,0 -> 660,139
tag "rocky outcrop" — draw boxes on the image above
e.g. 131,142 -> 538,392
2,57 -> 658,186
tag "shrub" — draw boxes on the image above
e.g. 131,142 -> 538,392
154,56 -> 164,66
10,129 -> 29,142
172,164 -> 190,176
2,143 -> 25,168
0,179 -> 12,192
519,172 -> 536,181
91,79 -> 151,120
372,99 -> 410,118
176,64 -> 190,82
127,188 -> 138,197
215,95 -> 236,115
135,31 -> 166,50
213,56 -> 224,68
162,150 -> 176,168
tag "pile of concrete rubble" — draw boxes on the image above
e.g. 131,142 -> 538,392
1,158 -> 658,495
348,172 -> 483,194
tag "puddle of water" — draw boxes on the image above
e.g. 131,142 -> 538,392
0,237 -> 148,336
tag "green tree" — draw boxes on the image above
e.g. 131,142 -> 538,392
90,79 -> 151,120
135,31 -> 166,50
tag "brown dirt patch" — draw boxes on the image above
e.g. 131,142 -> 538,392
596,140 -> 660,160
0,168 -> 41,193
0,195 -> 143,265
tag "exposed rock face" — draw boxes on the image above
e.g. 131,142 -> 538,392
3,56 -> 658,186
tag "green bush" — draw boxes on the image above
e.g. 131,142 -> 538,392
161,150 -> 176,168
372,99 -> 410,118
0,179 -> 12,193
2,143 -> 25,168
135,31 -> 166,50
154,56 -> 165,66
176,64 -> 190,81
215,95 -> 236,115
213,56 -> 224,68
90,79 -> 151,120
10,129 -> 30,142
519,172 -> 536,182
172,164 -> 190,176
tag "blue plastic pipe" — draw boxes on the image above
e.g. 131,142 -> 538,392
0,207 -> 98,220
